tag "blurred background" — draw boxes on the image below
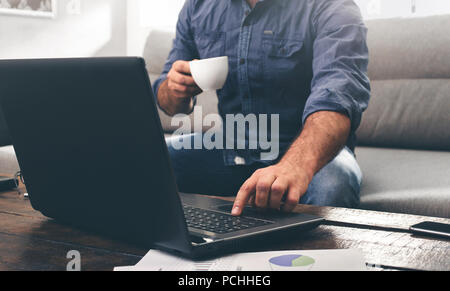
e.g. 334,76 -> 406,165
1,0 -> 449,59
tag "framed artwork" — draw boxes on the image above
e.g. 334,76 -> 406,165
0,0 -> 57,18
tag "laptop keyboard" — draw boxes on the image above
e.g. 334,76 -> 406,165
183,205 -> 274,234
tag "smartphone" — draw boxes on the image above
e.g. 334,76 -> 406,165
410,222 -> 450,238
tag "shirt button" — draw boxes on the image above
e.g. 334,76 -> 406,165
239,58 -> 245,65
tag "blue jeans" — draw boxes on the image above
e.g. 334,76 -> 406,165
167,134 -> 362,208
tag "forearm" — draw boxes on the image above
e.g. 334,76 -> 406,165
157,79 -> 194,116
279,111 -> 351,181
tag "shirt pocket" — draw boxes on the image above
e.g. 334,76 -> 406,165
262,37 -> 305,86
194,30 -> 226,59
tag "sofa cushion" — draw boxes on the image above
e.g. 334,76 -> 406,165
358,15 -> 450,150
357,79 -> 450,150
356,147 -> 450,218
0,146 -> 20,175
366,15 -> 450,80
143,30 -> 175,77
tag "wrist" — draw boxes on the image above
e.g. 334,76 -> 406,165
278,157 -> 316,183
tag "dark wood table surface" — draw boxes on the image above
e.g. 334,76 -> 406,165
0,185 -> 449,271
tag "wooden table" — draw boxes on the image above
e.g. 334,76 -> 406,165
0,187 -> 449,271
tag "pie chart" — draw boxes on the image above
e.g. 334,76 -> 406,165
269,254 -> 315,268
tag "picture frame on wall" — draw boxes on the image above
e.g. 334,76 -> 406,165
0,0 -> 57,18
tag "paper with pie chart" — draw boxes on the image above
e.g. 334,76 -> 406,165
115,249 -> 367,271
268,254 -> 316,271
229,249 -> 366,271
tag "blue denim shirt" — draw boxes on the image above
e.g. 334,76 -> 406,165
153,0 -> 371,166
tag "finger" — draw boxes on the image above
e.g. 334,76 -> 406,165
248,195 -> 256,207
255,174 -> 277,209
168,81 -> 199,97
282,186 -> 302,213
269,178 -> 288,210
232,177 -> 257,216
173,60 -> 192,75
168,70 -> 197,87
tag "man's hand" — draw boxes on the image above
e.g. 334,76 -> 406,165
157,60 -> 202,116
232,161 -> 313,216
231,111 -> 351,216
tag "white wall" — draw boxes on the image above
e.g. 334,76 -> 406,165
0,0 -> 127,59
355,0 -> 450,20
127,0 -> 151,57
127,0 -> 184,56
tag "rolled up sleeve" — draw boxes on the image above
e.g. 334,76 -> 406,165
302,0 -> 371,131
152,0 -> 199,99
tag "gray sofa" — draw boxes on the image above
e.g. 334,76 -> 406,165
1,15 -> 449,218
356,15 -> 450,218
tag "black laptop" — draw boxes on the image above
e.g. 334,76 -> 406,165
0,57 -> 323,258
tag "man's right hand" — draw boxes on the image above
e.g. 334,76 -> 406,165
157,60 -> 202,116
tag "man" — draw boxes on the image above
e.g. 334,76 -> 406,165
153,0 -> 370,216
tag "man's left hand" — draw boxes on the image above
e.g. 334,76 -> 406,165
231,161 -> 313,216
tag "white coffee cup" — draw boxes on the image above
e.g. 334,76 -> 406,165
189,56 -> 229,91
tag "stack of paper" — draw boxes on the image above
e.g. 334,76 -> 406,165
114,249 -> 367,271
